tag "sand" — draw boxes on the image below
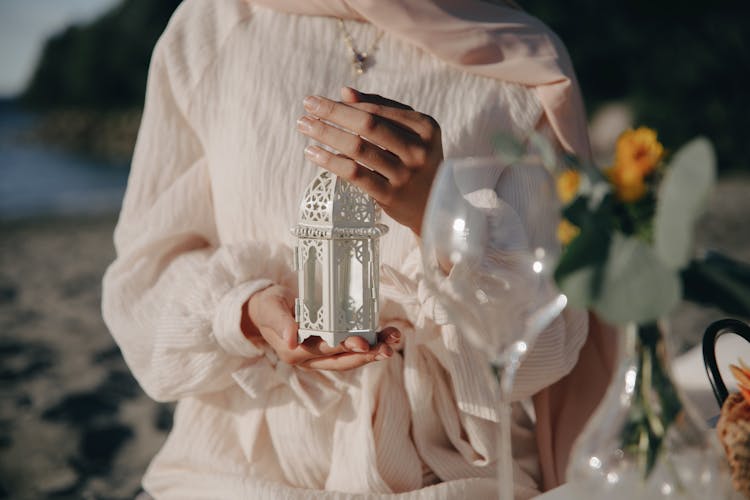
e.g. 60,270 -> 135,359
0,177 -> 748,499
0,215 -> 171,499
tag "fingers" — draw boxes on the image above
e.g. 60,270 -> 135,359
378,326 -> 402,348
341,87 -> 413,111
249,285 -> 405,370
341,87 -> 440,143
300,343 -> 393,371
344,335 -> 372,353
302,96 -> 420,160
300,329 -> 399,357
299,335 -> 360,356
303,147 -> 395,205
249,286 -> 299,349
297,115 -> 410,183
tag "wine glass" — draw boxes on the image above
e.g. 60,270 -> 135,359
420,154 -> 568,499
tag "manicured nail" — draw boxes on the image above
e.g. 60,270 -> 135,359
386,330 -> 401,343
296,116 -> 314,133
375,346 -> 393,360
304,145 -> 325,163
303,96 -> 321,113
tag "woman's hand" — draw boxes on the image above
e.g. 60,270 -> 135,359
297,87 -> 443,236
242,284 -> 400,371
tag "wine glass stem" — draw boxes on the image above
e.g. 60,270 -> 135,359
496,365 -> 515,500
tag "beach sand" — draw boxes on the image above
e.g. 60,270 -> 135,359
0,177 -> 748,499
0,215 -> 171,499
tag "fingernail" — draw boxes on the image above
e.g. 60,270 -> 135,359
296,116 -> 314,133
375,346 -> 393,360
304,145 -> 324,163
303,96 -> 321,113
386,330 -> 402,343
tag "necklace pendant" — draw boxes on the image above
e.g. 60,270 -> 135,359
337,19 -> 383,77
352,52 -> 367,75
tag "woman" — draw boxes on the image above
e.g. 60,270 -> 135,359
102,0 -> 611,497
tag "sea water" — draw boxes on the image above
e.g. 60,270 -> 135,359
0,106 -> 128,220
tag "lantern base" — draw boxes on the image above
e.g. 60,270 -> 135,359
298,329 -> 378,348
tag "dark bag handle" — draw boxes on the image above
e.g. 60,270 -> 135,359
702,318 -> 750,408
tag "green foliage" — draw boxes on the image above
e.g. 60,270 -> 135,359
620,323 -> 683,478
554,197 -> 611,307
492,134 -> 525,165
682,253 -> 750,317
592,233 -> 682,325
522,0 -> 750,172
654,138 -> 717,269
21,0 -> 182,109
550,134 -> 750,325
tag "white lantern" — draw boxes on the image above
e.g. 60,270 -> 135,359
292,170 -> 388,347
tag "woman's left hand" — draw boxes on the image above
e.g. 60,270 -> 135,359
297,87 -> 443,236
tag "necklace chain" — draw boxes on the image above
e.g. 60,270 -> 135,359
337,19 -> 384,77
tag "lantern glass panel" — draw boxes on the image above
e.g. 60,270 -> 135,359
336,244 -> 363,317
347,251 -> 364,312
304,245 -> 323,320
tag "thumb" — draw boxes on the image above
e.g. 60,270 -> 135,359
265,294 -> 299,349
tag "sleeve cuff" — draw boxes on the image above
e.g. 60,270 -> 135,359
212,279 -> 275,357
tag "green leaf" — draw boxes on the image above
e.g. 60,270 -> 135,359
681,252 -> 750,317
557,266 -> 601,309
492,133 -> 525,165
654,137 -> 717,269
527,131 -> 557,171
561,197 -> 589,227
593,233 -> 682,325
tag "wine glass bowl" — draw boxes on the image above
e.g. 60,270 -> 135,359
421,156 -> 564,366
420,154 -> 566,499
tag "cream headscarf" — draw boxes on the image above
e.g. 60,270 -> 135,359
249,0 -> 615,492
250,0 -> 592,160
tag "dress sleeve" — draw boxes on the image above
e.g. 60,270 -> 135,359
101,35 -> 291,402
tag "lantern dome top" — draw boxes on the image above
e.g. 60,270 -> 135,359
293,170 -> 388,239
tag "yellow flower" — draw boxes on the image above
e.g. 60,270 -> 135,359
614,126 -> 665,176
730,358 -> 750,405
556,170 -> 581,204
557,218 -> 580,246
608,163 -> 648,203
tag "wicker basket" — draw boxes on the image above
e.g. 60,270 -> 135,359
717,392 -> 750,498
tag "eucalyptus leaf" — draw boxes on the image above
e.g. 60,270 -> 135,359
527,131 -> 557,171
558,266 -> 600,309
492,133 -> 525,165
593,233 -> 682,325
654,137 -> 716,269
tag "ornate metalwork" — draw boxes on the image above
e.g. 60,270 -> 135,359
293,169 -> 388,347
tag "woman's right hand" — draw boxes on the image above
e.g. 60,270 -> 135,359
243,284 -> 399,371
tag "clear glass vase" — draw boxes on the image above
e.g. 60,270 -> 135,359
565,321 -> 730,499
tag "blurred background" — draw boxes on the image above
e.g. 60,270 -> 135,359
0,0 -> 747,498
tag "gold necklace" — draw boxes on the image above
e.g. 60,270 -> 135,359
337,19 -> 384,77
